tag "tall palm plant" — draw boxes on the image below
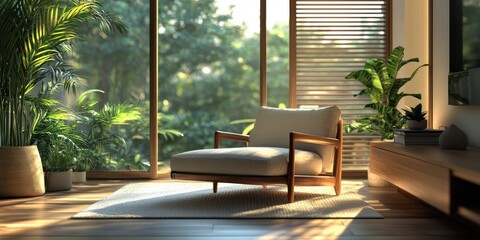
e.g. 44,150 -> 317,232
0,0 -> 126,147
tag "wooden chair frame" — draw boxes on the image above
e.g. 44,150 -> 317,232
171,120 -> 343,203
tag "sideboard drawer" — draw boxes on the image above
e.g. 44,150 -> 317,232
371,146 -> 450,214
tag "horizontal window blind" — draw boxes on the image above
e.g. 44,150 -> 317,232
290,0 -> 391,170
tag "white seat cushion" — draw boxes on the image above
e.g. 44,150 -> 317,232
170,147 -> 323,176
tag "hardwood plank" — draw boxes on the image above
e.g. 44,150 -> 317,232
347,224 -> 470,237
0,179 -> 476,239
0,237 -> 466,240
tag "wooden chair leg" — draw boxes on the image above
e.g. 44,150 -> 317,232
287,183 -> 294,203
213,182 -> 218,193
334,182 -> 341,195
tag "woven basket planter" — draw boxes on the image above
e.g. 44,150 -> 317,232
0,146 -> 46,197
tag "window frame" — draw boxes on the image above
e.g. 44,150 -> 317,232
87,0 -> 158,179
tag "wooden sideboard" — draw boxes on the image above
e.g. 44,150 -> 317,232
370,142 -> 480,227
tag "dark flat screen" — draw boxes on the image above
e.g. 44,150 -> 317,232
449,0 -> 480,105
449,68 -> 480,105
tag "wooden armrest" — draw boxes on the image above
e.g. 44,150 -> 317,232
214,131 -> 250,148
289,131 -> 340,148
287,131 -> 342,186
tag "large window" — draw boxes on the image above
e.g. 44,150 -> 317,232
158,0 -> 261,165
290,0 -> 391,170
62,0 -> 390,176
66,0 -> 154,176
159,0 -> 391,171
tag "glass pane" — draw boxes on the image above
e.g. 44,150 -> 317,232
158,0 -> 260,167
67,0 -> 151,171
267,0 -> 289,107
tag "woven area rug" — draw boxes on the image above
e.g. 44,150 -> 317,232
72,182 -> 382,219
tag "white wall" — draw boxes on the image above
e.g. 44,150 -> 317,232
432,0 -> 480,147
393,0 -> 480,147
393,0 -> 429,115
403,0 -> 429,109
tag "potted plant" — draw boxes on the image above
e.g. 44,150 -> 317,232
43,135 -> 76,191
403,103 -> 427,130
344,46 -> 428,140
34,115 -> 80,190
0,0 -> 125,197
72,149 -> 93,183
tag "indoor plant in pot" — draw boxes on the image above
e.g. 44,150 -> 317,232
344,46 -> 428,187
34,113 -> 86,188
344,46 -> 428,140
403,103 -> 427,130
72,149 -> 93,183
0,0 -> 125,197
43,135 -> 76,191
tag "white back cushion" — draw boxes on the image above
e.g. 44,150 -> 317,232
249,105 -> 341,173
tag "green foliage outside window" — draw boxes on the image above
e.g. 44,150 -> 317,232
67,0 -> 290,170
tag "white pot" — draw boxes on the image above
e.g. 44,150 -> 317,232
45,169 -> 72,192
72,171 -> 87,183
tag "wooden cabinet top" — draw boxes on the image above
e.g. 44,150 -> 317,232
371,142 -> 480,181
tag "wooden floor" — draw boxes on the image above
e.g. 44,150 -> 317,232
0,179 -> 476,240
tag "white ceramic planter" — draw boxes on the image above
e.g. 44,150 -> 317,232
0,146 -> 46,197
45,169 -> 72,192
72,171 -> 87,183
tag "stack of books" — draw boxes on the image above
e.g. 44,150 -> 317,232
394,129 -> 444,145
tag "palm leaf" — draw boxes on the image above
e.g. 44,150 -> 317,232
230,119 -> 255,125
99,104 -> 141,125
242,123 -> 255,135
159,129 -> 184,141
76,89 -> 105,106
0,0 -> 127,146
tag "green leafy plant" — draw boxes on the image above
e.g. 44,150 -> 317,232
32,57 -> 86,163
0,0 -> 126,147
43,135 -> 77,172
70,147 -> 95,172
344,46 -> 428,140
33,116 -> 82,156
74,90 -> 142,170
403,103 -> 426,121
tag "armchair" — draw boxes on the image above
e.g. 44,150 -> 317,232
170,106 -> 343,203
